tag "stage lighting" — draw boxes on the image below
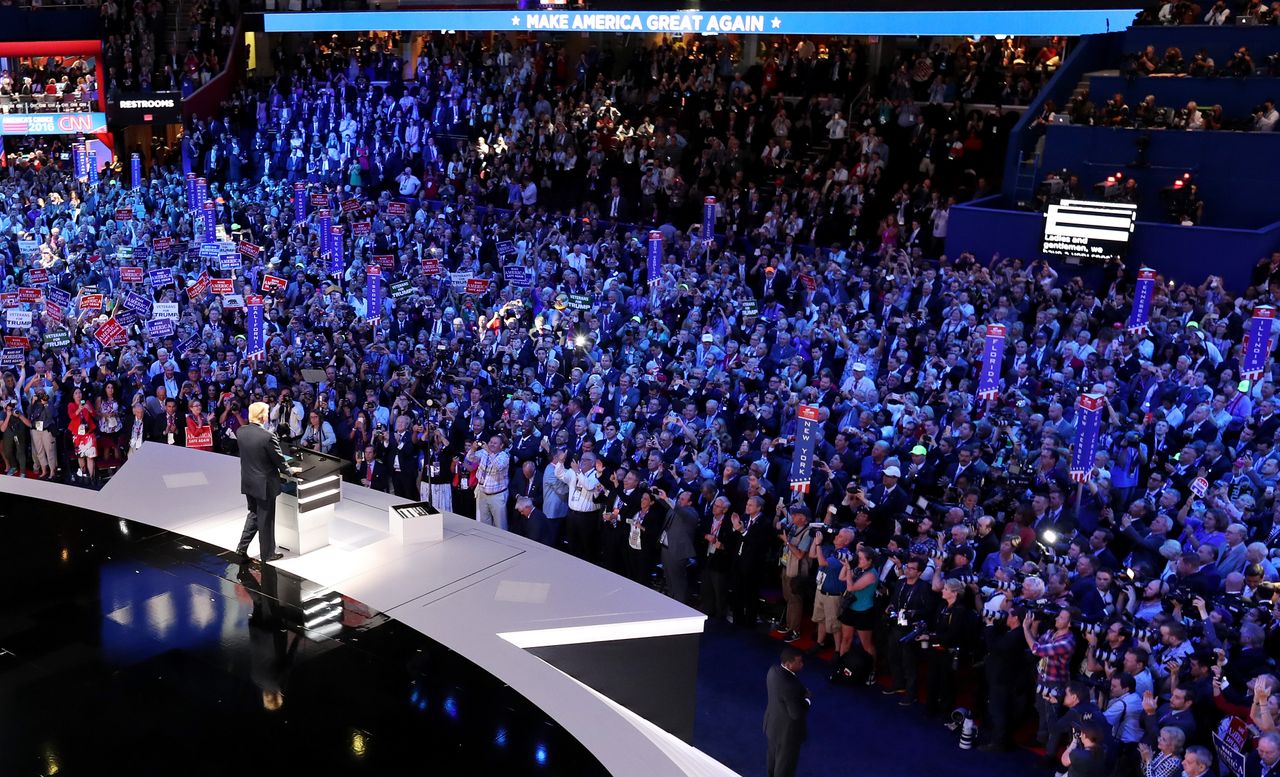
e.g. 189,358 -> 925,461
535,743 -> 548,767
574,335 -> 586,347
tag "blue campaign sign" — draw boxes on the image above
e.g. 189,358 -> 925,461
46,286 -> 71,309
503,264 -> 532,288
146,318 -> 176,339
265,8 -> 1136,36
122,291 -> 151,316
148,267 -> 174,288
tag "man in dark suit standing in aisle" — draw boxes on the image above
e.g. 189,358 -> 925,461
764,647 -> 809,777
236,402 -> 299,562
656,488 -> 700,604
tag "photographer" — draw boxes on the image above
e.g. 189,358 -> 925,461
882,555 -> 935,706
1024,605 -> 1078,747
923,577 -> 979,717
979,604 -> 1031,752
1102,671 -> 1145,773
777,503 -> 816,642
1060,721 -> 1109,777
26,388 -> 57,480
837,545 -> 880,669
0,399 -> 31,476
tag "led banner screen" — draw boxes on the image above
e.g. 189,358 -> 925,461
265,8 -> 1139,36
0,112 -> 107,136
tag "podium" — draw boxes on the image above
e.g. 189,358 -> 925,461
275,447 -> 345,555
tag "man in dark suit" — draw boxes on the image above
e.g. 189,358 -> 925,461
1244,732 -> 1280,777
353,444 -> 387,491
764,647 -> 809,777
656,488 -> 700,603
516,496 -> 559,548
235,402 -> 299,562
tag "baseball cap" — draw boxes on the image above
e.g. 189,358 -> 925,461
852,362 -> 866,372
883,465 -> 901,478
910,445 -> 928,456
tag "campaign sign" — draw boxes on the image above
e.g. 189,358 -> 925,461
497,240 -> 517,257
5,309 -> 32,329
153,236 -> 173,253
4,335 -> 29,350
0,293 -> 16,308
117,246 -> 134,260
341,199 -> 361,213
465,277 -> 491,295
387,201 -> 408,216
567,293 -> 593,311
119,266 -> 144,284
176,335 -> 200,357
422,258 -> 442,276
503,264 -> 532,287
352,221 -> 372,236
146,317 -> 175,339
390,280 -> 413,300
310,193 -> 329,208
219,252 -> 242,272
187,272 -> 211,301
238,241 -> 262,259
80,293 -> 104,311
186,426 -> 213,449
199,243 -> 221,263
115,208 -> 134,221
17,238 -> 38,255
373,254 -> 396,271
0,348 -> 21,368
800,274 -> 817,292
211,278 -> 235,295
17,287 -> 41,303
94,318 -> 127,348
28,268 -> 48,285
42,329 -> 71,348
44,300 -> 64,322
122,291 -> 152,316
114,309 -> 139,328
152,302 -> 179,321
148,267 -> 174,288
261,275 -> 288,293
450,272 -> 472,293
742,298 -> 760,317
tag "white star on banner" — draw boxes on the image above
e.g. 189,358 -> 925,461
511,15 -> 521,25
771,16 -> 782,28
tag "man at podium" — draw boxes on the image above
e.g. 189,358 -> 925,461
236,402 -> 301,562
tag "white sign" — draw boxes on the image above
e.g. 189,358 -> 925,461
153,302 -> 180,321
5,309 -> 32,329
221,294 -> 245,310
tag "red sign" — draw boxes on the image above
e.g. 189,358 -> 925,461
44,300 -> 64,321
119,266 -> 144,283
352,221 -> 372,236
796,404 -> 823,423
246,295 -> 264,306
17,287 -> 41,303
0,293 -> 17,308
465,278 -> 491,295
80,293 -> 104,311
94,318 -> 127,348
186,427 -> 213,449
4,336 -> 29,350
211,278 -> 235,295
800,274 -> 817,292
238,241 -> 261,259
422,258 -> 442,276
310,193 -> 329,208
261,275 -> 288,292
387,201 -> 408,216
374,254 -> 395,270
186,272 -> 211,301
153,237 -> 173,252
28,268 -> 48,285
115,208 -> 134,221
341,199 -> 360,213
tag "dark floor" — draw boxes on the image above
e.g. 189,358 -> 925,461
692,618 -> 1041,777
0,496 -> 606,777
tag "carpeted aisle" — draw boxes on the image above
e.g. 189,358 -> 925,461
692,620 -> 1040,777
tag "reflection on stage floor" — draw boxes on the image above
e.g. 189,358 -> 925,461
0,495 -> 607,776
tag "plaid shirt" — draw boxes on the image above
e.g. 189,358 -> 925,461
469,448 -> 510,494
1031,629 -> 1075,687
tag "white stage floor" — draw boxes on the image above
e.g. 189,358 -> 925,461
1,444 -> 733,777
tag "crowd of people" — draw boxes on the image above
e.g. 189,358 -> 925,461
1137,0 -> 1280,24
3,27 -> 1280,777
0,56 -> 98,110
100,0 -> 234,96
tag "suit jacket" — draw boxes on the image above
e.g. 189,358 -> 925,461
354,456 -> 388,491
660,504 -> 699,560
763,663 -> 808,744
239,423 -> 289,500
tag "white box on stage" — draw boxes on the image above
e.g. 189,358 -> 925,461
276,493 -> 334,555
389,502 -> 444,544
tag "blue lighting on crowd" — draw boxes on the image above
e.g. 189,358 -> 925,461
493,727 -> 508,748
534,743 -> 548,767
443,695 -> 458,719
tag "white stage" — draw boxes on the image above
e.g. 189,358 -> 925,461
1,444 -> 736,777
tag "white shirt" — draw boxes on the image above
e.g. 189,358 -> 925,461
556,464 -> 601,512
